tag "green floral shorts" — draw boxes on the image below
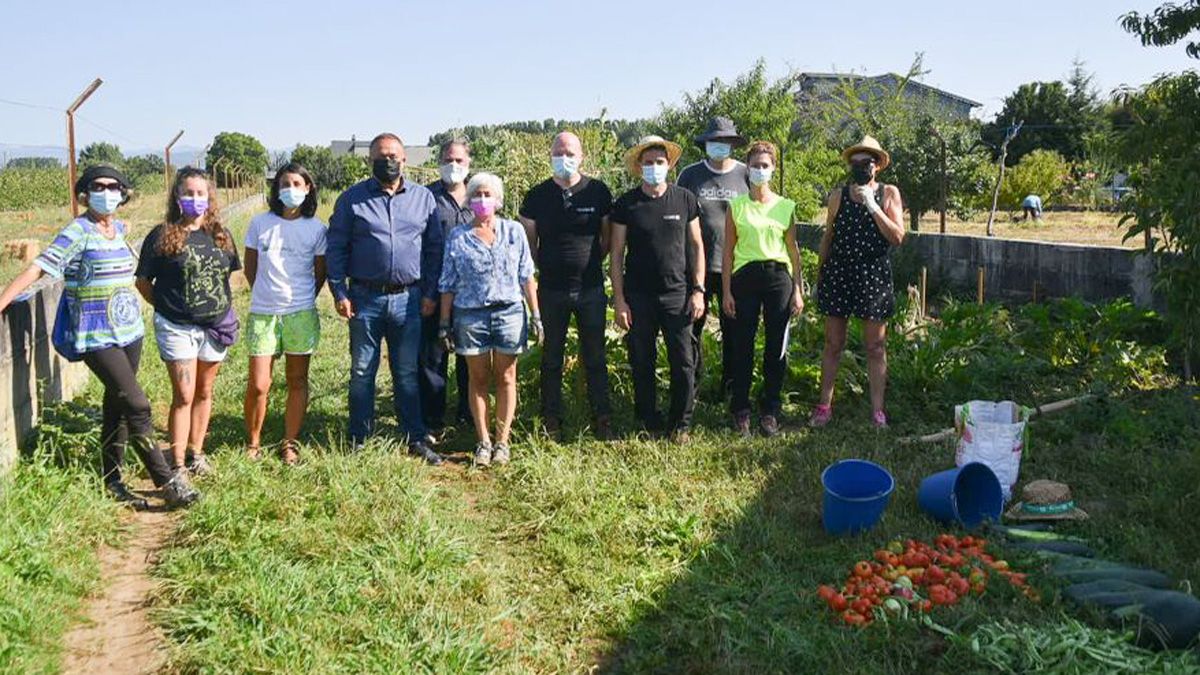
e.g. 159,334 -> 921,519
246,308 -> 320,356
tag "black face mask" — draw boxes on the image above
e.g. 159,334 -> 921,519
851,163 -> 874,186
372,158 -> 402,183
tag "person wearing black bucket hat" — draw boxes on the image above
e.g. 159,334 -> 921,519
0,165 -> 196,509
678,117 -> 751,407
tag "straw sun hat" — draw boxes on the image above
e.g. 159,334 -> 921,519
842,135 -> 891,171
1004,479 -> 1089,521
624,135 -> 683,179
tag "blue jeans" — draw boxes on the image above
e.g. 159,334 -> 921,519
348,286 -> 425,443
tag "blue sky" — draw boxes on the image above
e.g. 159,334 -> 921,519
0,0 -> 1195,153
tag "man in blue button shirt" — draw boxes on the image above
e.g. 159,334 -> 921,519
327,132 -> 445,464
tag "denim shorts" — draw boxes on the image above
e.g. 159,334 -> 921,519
153,313 -> 229,363
454,302 -> 527,356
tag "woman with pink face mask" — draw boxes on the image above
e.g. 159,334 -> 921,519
437,173 -> 541,467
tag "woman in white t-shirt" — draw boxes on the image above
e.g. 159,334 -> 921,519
242,163 -> 327,463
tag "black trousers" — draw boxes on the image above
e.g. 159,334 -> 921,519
81,339 -> 173,487
693,270 -> 735,399
539,285 -> 611,421
419,311 -> 470,429
729,261 -> 794,416
626,292 -> 697,431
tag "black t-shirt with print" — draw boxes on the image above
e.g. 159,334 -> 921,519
520,175 -> 613,292
136,225 -> 241,327
611,184 -> 700,299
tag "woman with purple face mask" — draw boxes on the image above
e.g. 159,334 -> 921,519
437,172 -> 541,468
136,167 -> 241,483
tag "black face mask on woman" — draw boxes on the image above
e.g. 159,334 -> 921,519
372,158 -> 402,183
851,162 -> 874,186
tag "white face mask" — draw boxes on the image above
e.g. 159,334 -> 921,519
749,167 -> 774,186
551,155 -> 579,180
706,141 -> 732,161
279,187 -> 308,208
440,162 -> 469,185
642,163 -> 670,186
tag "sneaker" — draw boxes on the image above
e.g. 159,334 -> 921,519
809,404 -> 833,428
162,471 -> 201,508
872,409 -> 889,429
543,417 -> 562,442
732,411 -> 752,438
473,441 -> 493,467
593,416 -> 615,442
409,441 -> 445,466
105,481 -> 149,511
760,414 -> 781,437
186,453 -> 214,477
493,442 -> 511,465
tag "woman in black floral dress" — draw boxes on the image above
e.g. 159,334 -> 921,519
812,136 -> 905,428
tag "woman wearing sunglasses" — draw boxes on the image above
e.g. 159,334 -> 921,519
812,136 -> 905,429
0,165 -> 195,509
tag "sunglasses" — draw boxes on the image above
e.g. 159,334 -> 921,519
89,182 -> 123,192
851,158 -> 877,167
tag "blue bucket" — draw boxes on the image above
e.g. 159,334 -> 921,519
917,462 -> 1003,528
821,460 -> 895,535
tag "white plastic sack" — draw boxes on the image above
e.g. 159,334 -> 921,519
954,400 -> 1031,502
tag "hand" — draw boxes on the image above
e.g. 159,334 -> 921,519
421,298 -> 437,317
439,325 -> 455,353
614,296 -> 632,331
336,298 -> 355,319
791,285 -> 805,316
690,290 -> 705,321
852,184 -> 875,205
721,294 -> 736,319
530,314 -> 544,346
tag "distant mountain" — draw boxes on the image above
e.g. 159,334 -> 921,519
0,144 -> 205,168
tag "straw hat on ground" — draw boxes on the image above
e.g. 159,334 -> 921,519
842,135 -> 891,171
1005,479 -> 1089,521
624,135 -> 683,179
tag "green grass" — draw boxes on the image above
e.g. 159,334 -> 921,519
0,456 -> 125,674
2,201 -> 1198,672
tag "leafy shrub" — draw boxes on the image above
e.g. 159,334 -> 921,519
0,168 -> 68,210
999,149 -> 1069,210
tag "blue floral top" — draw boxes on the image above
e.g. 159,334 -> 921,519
438,217 -> 533,309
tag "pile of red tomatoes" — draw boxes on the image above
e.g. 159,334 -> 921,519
817,534 -> 1038,627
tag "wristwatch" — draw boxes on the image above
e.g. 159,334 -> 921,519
692,285 -> 706,295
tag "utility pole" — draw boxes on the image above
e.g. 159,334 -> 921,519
65,78 -> 103,216
165,130 -> 184,192
986,121 -> 1023,237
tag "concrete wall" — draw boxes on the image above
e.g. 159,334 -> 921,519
0,194 -> 265,470
797,225 -> 1158,308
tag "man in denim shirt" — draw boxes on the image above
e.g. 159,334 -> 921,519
327,133 -> 445,464
421,138 -> 474,436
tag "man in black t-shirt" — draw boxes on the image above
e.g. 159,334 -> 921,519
520,132 -> 614,441
610,136 -> 705,441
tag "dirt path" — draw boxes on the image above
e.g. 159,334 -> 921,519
61,503 -> 175,675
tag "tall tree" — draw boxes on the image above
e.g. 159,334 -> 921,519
1121,0 -> 1200,57
206,131 -> 268,186
78,142 -> 124,170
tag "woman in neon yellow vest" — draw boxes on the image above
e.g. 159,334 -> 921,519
720,141 -> 805,437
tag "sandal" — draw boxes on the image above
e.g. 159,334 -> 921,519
280,440 -> 300,465
809,404 -> 833,428
246,445 -> 262,461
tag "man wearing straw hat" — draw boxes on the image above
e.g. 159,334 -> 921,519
677,117 -> 751,404
610,135 -> 705,442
